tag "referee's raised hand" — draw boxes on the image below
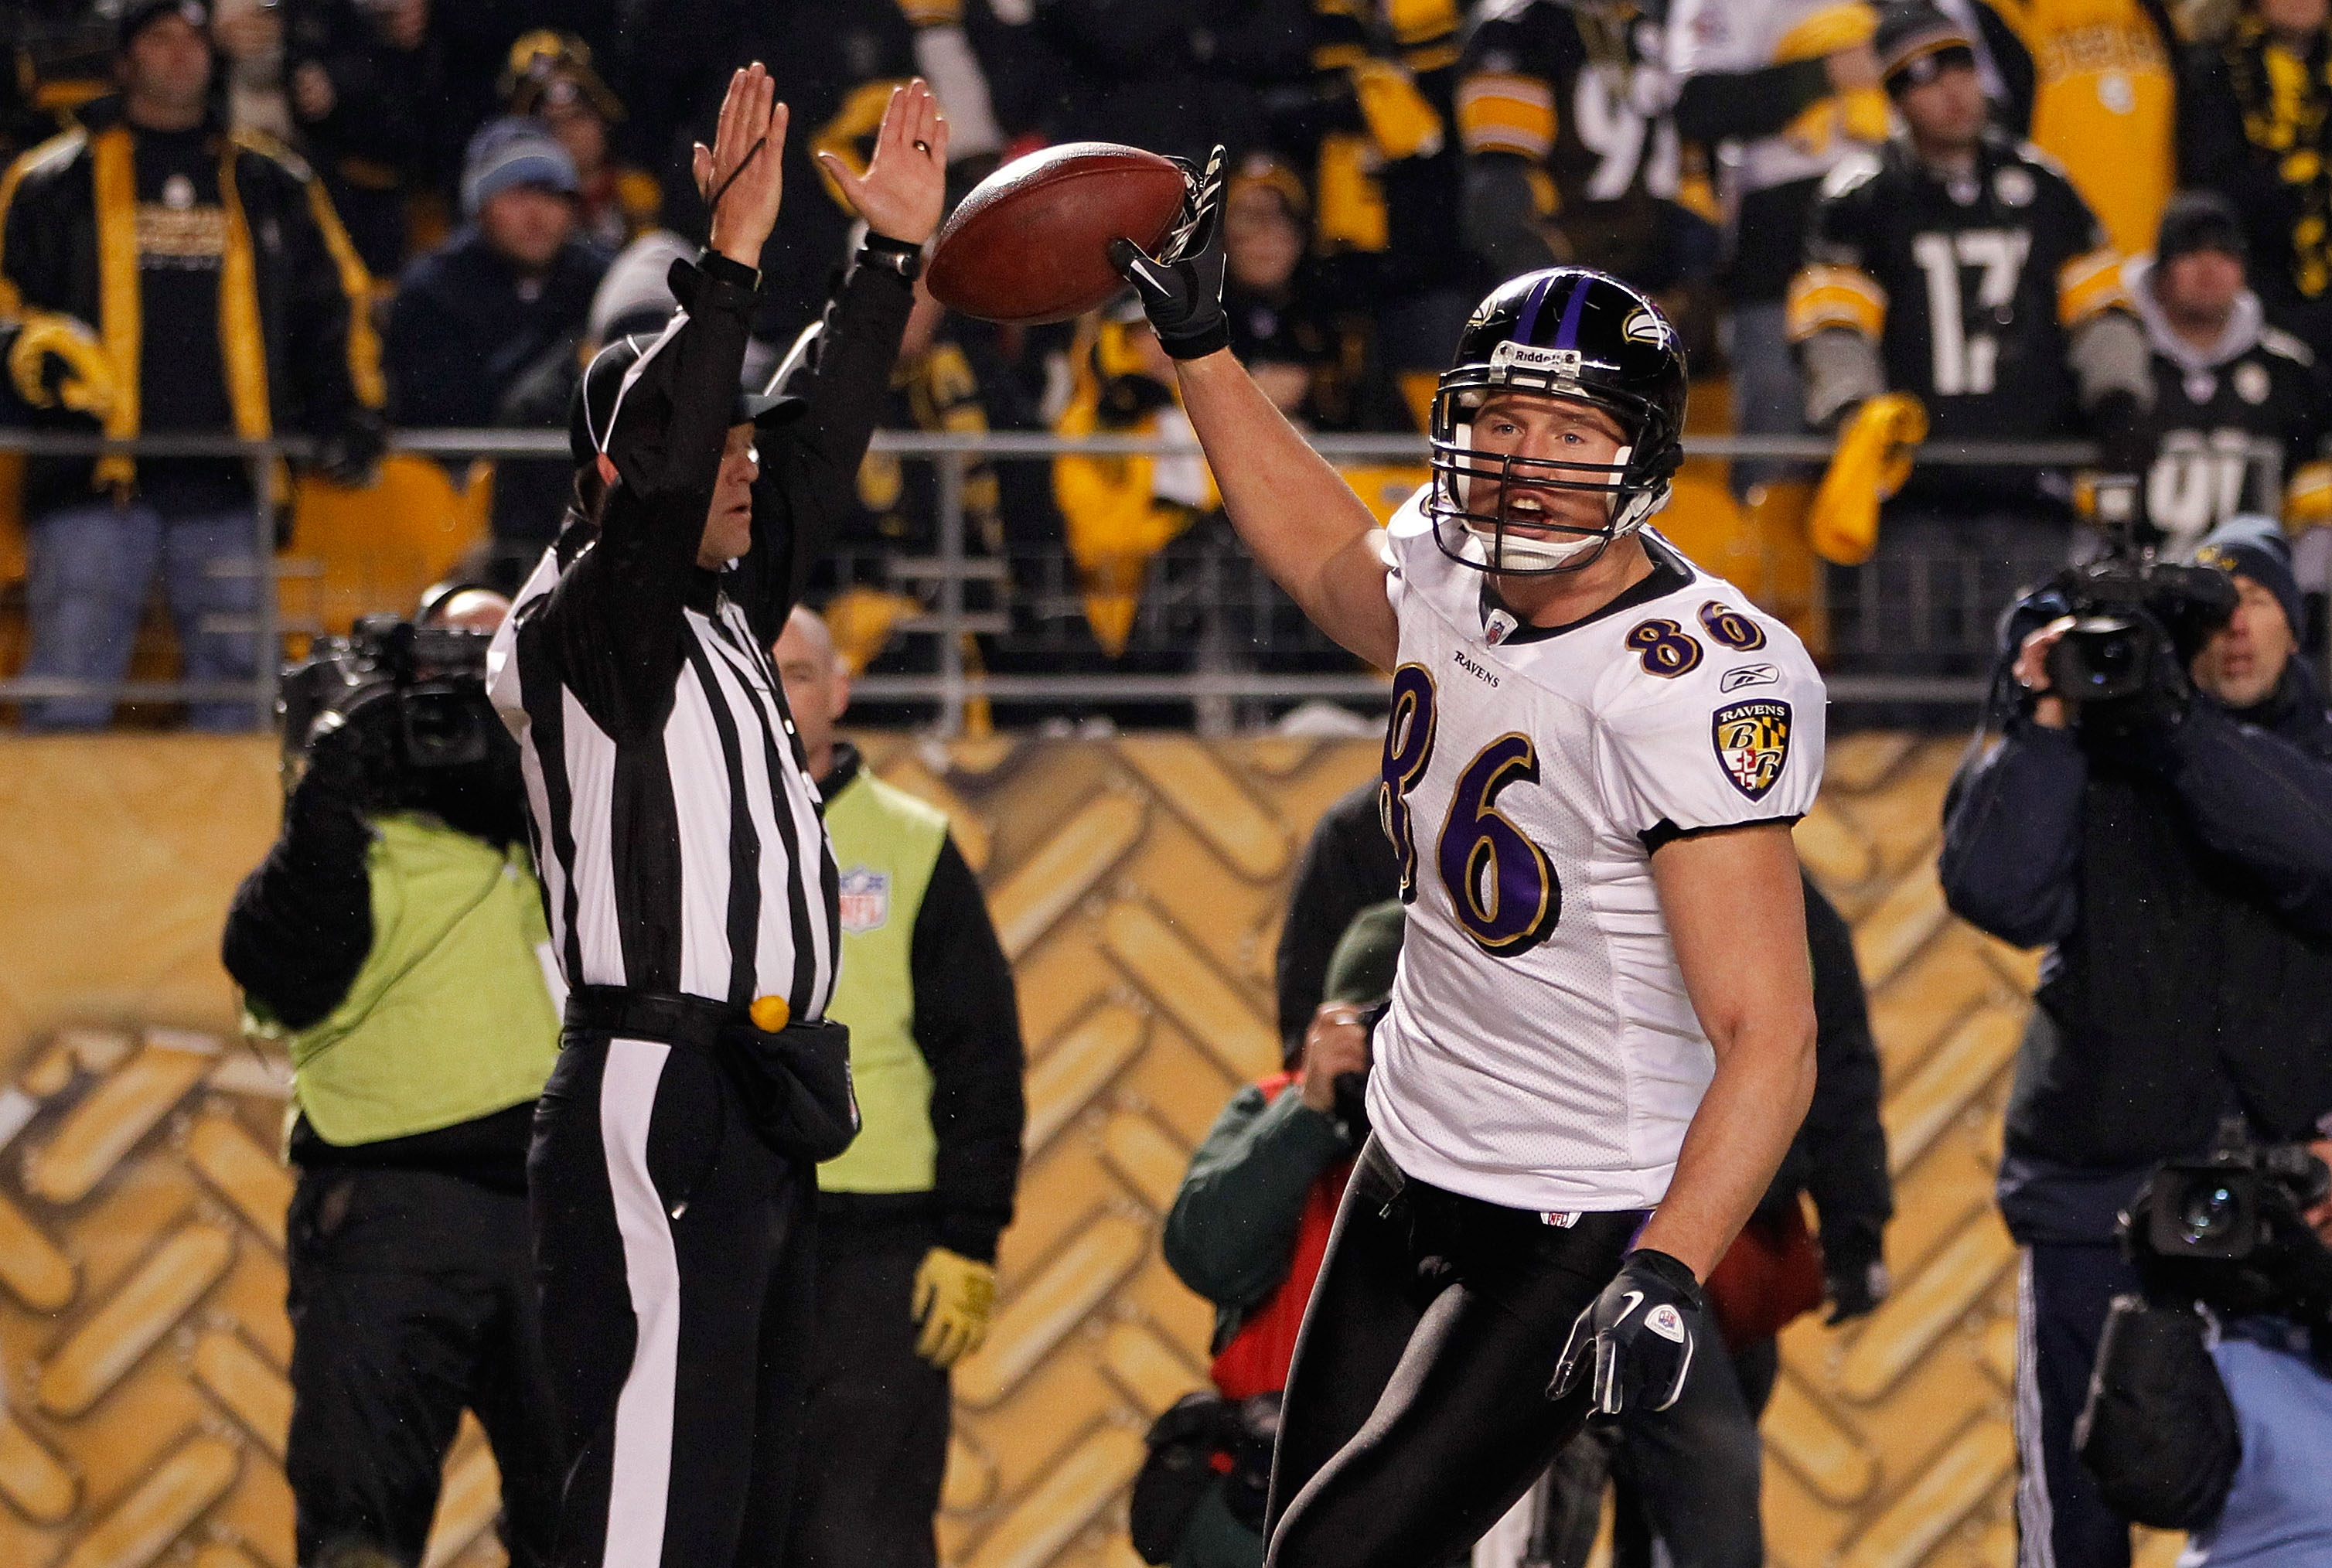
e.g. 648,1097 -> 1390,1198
696,63 -> 789,269
820,77 -> 949,247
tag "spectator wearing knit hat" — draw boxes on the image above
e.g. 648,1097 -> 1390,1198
384,116 -> 607,576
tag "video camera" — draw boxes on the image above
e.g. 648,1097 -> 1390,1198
2039,551 -> 2238,708
2123,1117 -> 2332,1335
278,615 -> 507,810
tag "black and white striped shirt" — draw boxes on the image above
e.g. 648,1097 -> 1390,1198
497,547 -> 838,1018
486,247 -> 912,1023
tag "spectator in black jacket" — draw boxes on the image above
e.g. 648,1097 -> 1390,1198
2178,0 -> 2332,353
1940,516 -> 2332,1568
384,116 -> 606,578
0,0 -> 384,732
285,0 -> 445,277
1273,779 -> 1401,1067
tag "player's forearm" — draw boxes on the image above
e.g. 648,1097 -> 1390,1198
1636,1013 -> 1815,1278
1174,350 -> 1398,668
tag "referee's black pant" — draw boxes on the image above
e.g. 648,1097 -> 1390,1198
1263,1137 -> 1644,1568
532,1031 -> 817,1568
782,1216 -> 953,1568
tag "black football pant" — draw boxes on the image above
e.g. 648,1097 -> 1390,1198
782,1217 -> 953,1568
285,1165 -> 564,1568
1536,1335 -> 1766,1568
1263,1137 -> 1644,1568
532,1032 -> 816,1568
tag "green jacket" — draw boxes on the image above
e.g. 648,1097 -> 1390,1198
813,746 -> 1026,1261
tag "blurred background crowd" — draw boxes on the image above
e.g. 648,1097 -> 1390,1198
5,0 -> 2332,731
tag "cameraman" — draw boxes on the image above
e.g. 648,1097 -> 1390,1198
223,592 -> 564,1568
2076,1138 -> 2332,1566
1940,516 -> 2332,1568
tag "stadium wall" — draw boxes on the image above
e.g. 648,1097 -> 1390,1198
0,734 -> 2178,1568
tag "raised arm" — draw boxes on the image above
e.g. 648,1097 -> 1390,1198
734,80 -> 944,641
1111,149 -> 1398,670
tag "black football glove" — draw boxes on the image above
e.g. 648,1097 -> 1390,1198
1106,145 -> 1229,360
1551,1248 -> 1706,1416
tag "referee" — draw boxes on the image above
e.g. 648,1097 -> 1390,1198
484,65 -> 948,1568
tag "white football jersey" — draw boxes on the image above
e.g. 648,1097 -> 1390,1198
1366,491 -> 1826,1212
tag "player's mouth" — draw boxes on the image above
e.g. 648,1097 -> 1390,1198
1498,487 -> 1595,537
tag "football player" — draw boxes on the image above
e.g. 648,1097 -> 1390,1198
1788,1 -> 2153,672
1111,159 -> 1823,1568
2124,190 -> 2332,559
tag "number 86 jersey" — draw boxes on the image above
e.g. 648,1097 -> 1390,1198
1367,492 -> 1826,1213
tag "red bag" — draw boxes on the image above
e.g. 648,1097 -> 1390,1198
1703,1203 -> 1826,1351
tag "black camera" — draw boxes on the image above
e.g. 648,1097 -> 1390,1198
2124,1118 -> 2332,1329
279,616 -> 509,811
2042,556 -> 2239,707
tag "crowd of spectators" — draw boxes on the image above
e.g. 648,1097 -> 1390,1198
11,0 -> 2332,724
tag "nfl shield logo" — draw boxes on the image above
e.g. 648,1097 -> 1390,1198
1712,700 -> 1792,801
838,868 -> 890,933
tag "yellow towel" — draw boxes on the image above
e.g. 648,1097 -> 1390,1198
1809,392 -> 1927,566
1352,59 -> 1446,161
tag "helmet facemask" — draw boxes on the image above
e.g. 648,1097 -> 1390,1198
1427,349 -> 1678,578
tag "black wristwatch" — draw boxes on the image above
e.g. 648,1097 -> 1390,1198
858,232 -> 923,282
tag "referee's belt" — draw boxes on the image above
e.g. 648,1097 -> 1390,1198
564,986 -> 861,1163
564,985 -> 745,1052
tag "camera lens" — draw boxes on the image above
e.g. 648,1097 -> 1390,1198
2179,1182 -> 2241,1245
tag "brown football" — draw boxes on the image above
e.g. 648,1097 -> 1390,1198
926,142 -> 1185,326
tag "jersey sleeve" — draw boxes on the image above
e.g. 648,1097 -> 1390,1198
1454,0 -> 1567,162
1788,155 -> 1887,344
2041,169 -> 2126,328
1597,613 -> 1826,847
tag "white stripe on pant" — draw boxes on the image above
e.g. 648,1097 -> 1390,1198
602,1038 -> 680,1568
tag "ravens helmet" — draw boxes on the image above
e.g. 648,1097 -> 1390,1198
1429,268 -> 1688,575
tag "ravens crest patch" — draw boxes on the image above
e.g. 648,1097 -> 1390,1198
1712,700 -> 1792,801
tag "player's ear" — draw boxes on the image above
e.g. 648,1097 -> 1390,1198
829,657 -> 851,724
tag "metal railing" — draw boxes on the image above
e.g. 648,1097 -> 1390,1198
0,427 -> 2140,735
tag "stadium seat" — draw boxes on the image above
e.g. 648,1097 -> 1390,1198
282,455 -> 492,636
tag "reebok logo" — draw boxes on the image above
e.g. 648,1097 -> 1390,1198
1720,663 -> 1778,691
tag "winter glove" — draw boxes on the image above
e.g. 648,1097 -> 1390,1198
1106,145 -> 1229,361
8,311 -> 118,418
912,1246 -> 997,1369
1822,1235 -> 1890,1324
2088,388 -> 2152,479
1551,1248 -> 1706,1416
315,407 -> 387,487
